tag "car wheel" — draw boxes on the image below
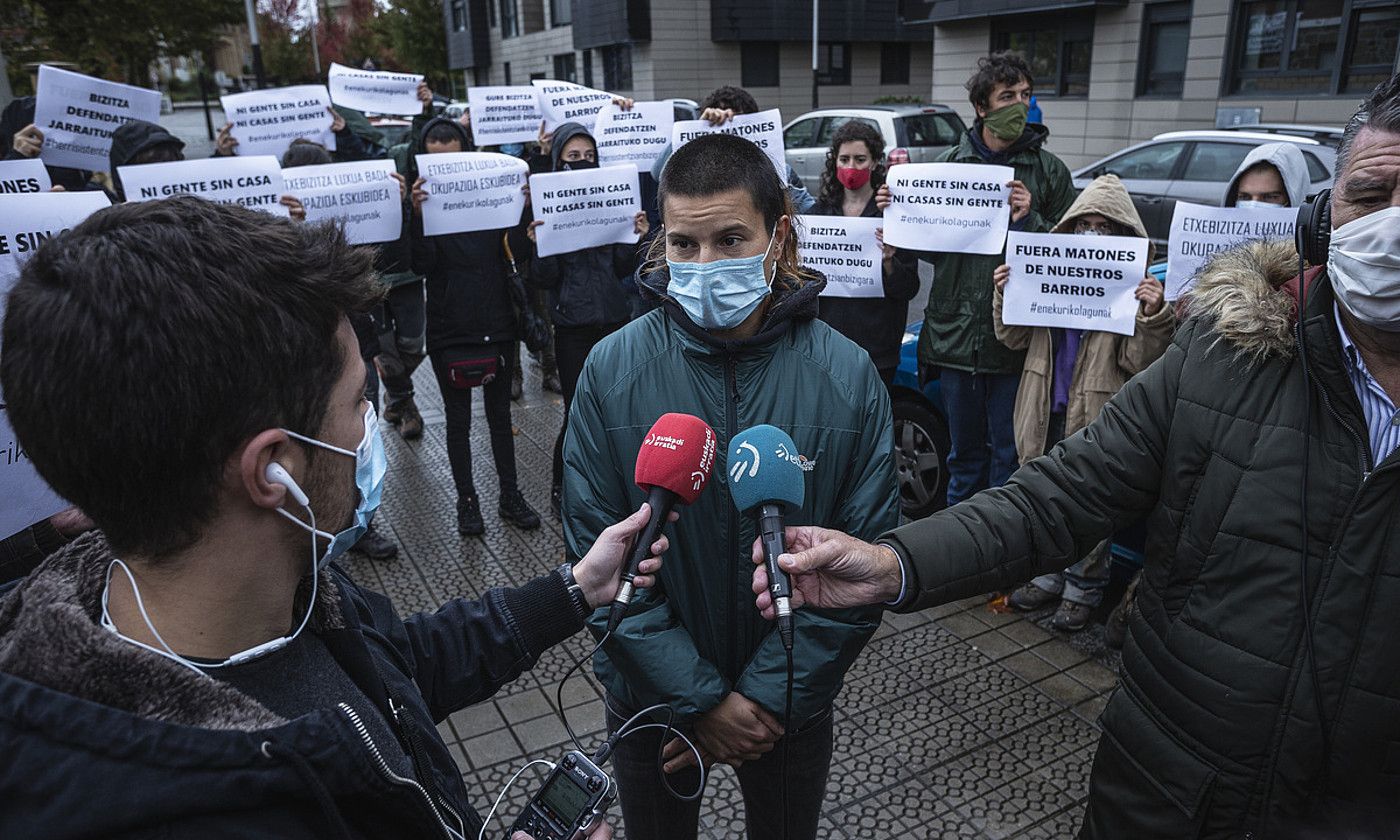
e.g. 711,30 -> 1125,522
893,395 -> 950,521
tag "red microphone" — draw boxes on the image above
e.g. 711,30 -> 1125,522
607,412 -> 717,632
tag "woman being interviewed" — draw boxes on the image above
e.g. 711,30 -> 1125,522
811,120 -> 921,386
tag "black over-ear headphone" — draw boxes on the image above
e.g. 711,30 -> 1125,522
1295,188 -> 1331,267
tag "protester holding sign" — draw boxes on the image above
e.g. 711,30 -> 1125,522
409,116 -> 540,536
2,96 -> 96,192
105,119 -> 186,201
990,174 -> 1172,631
219,86 -> 336,159
32,65 -> 162,172
809,120 -> 919,385
881,52 -> 1075,507
523,122 -> 648,517
327,62 -> 423,116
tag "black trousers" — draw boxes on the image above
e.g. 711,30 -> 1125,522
430,344 -> 518,498
551,322 -> 626,487
605,696 -> 834,840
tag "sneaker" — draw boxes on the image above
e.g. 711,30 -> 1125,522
1050,599 -> 1093,632
1007,582 -> 1060,612
397,400 -> 424,441
543,372 -> 562,394
551,483 -> 563,520
457,494 -> 485,537
352,523 -> 398,561
499,489 -> 541,530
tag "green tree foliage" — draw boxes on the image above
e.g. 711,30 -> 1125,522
375,0 -> 449,90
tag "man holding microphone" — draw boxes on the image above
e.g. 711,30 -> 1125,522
755,74 -> 1400,840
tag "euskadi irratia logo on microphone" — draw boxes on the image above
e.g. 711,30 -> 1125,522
776,442 -> 817,472
730,441 -> 761,483
643,433 -> 685,450
694,428 -> 717,491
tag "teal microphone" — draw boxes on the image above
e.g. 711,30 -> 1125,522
729,425 -> 805,652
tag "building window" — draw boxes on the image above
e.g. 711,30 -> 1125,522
741,42 -> 780,87
1226,0 -> 1400,96
992,13 -> 1093,97
500,0 -> 519,37
488,0 -> 497,27
583,50 -> 594,87
551,0 -> 571,26
881,43 -> 911,85
1138,2 -> 1191,96
553,52 -> 577,83
1343,4 -> 1400,93
503,61 -> 512,85
450,0 -> 467,32
603,45 -> 633,90
817,42 -> 851,85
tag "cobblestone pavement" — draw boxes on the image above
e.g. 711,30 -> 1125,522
339,361 -> 1121,839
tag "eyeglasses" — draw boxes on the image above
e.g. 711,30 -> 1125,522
1073,220 -> 1116,236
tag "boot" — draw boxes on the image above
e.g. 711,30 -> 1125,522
543,371 -> 562,394
457,494 -> 485,537
396,399 -> 424,441
1049,599 -> 1092,632
1007,582 -> 1060,612
352,522 -> 398,561
498,489 -> 541,530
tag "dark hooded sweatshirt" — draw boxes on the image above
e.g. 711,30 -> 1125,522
108,119 -> 185,202
530,121 -> 639,329
410,116 -> 518,351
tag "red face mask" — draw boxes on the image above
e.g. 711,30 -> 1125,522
836,166 -> 872,190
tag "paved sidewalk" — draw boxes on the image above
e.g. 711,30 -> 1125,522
339,364 -> 1120,839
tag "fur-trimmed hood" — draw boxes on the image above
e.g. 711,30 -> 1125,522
1187,238 -> 1302,363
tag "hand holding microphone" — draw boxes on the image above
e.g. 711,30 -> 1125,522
729,425 -> 805,652
606,413 -> 717,633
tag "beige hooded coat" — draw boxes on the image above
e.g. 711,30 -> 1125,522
993,174 -> 1176,463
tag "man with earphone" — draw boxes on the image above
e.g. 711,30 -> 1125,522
750,73 -> 1400,838
0,196 -> 671,839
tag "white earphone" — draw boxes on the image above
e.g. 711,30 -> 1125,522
265,462 -> 309,506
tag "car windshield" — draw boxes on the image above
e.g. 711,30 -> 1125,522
900,114 -> 962,147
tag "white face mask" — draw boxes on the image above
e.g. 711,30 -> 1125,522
1329,206 -> 1400,332
1235,199 -> 1287,210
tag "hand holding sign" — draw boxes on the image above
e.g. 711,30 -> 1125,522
1000,231 -> 1149,336
672,109 -> 786,178
33,66 -> 162,171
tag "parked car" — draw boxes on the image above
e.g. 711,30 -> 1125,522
367,117 -> 413,149
1073,129 -> 1335,247
783,105 -> 967,194
891,321 -> 951,521
672,98 -> 699,122
1218,123 -> 1342,147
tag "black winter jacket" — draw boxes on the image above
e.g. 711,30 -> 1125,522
0,532 -> 584,839
811,195 -> 920,372
410,116 -> 518,350
882,240 -> 1400,838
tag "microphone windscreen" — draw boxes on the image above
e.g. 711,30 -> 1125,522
728,425 -> 806,513
634,413 -> 717,505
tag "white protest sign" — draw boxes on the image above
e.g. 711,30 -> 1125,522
1001,231 -> 1149,337
796,215 -> 885,298
282,160 -> 401,245
531,165 -> 640,258
594,102 -> 674,172
33,65 -> 162,171
882,162 -> 1013,254
415,152 -> 528,236
0,159 -> 52,194
0,407 -> 69,540
119,156 -> 290,217
532,79 -> 616,131
220,85 -> 335,158
1165,202 -> 1296,299
327,62 -> 423,115
672,109 -> 786,177
0,190 -> 111,336
468,86 -> 544,146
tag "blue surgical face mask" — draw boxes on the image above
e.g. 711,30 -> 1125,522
501,143 -> 525,157
99,403 -> 386,674
1235,199 -> 1286,210
666,231 -> 776,331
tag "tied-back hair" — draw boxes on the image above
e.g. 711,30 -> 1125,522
817,120 -> 886,209
644,133 -> 819,292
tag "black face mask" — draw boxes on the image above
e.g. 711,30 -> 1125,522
561,158 -> 598,171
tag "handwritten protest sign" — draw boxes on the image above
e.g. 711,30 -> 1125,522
530,165 -> 640,258
0,159 -> 51,194
282,160 -> 401,245
595,102 -> 674,172
327,63 -> 423,115
1165,202 -> 1295,300
468,86 -> 544,146
33,65 -> 162,171
672,109 -> 785,177
415,152 -> 528,236
119,156 -> 290,217
1001,231 -> 1148,337
882,162 -> 1012,254
220,85 -> 335,159
533,80 -> 615,131
795,215 -> 884,298
1,188 -> 107,537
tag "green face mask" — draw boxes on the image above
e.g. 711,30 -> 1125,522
982,101 -> 1029,142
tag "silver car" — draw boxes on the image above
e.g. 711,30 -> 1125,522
1072,129 -> 1336,246
783,105 -> 967,194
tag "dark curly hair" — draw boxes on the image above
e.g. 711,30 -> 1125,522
966,51 -> 1034,113
817,120 -> 886,209
699,85 -> 760,116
